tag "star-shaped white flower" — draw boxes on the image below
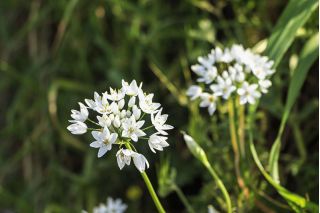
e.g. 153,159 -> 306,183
258,79 -> 272,93
70,102 -> 89,122
199,93 -> 217,115
105,197 -> 127,213
237,82 -> 261,105
151,108 -> 173,135
121,116 -> 146,142
106,88 -> 125,101
148,133 -> 169,153
67,121 -> 87,134
138,92 -> 161,114
186,85 -> 202,100
90,128 -> 118,158
116,148 -> 134,170
132,152 -> 149,173
210,76 -> 236,100
122,80 -> 141,96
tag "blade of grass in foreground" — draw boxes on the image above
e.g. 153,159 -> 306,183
248,106 -> 319,212
264,0 -> 318,67
268,33 -> 319,182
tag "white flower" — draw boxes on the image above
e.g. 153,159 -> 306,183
237,82 -> 261,105
105,197 -> 127,213
116,149 -> 134,170
199,93 -> 217,115
121,116 -> 146,142
187,44 -> 275,115
97,114 -> 112,127
132,152 -> 149,172
92,203 -> 108,213
151,108 -> 173,135
84,197 -> 127,213
259,79 -> 272,93
106,88 -> 125,101
67,79 -> 173,172
70,102 -> 88,122
198,67 -> 218,84
138,92 -> 160,114
94,93 -> 112,114
128,96 -> 136,107
132,105 -> 141,120
148,133 -> 169,153
67,121 -> 87,134
210,76 -> 236,99
85,91 -> 100,109
186,85 -> 202,100
122,80 -> 141,96
90,128 -> 118,158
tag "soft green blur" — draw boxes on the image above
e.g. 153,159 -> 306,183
0,0 -> 318,212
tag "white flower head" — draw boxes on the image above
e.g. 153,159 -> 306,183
67,79 -> 173,172
84,197 -> 127,213
105,197 -> 127,213
187,44 -> 275,115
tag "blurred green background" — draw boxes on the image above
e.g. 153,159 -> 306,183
0,0 -> 318,212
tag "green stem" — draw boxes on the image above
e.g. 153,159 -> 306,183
124,143 -> 165,213
172,184 -> 195,213
87,118 -> 100,126
141,172 -> 166,213
238,100 -> 245,157
204,161 -> 232,213
142,125 -> 154,131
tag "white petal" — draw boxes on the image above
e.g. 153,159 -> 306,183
90,141 -> 101,148
98,146 -> 108,158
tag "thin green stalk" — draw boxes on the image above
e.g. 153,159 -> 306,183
203,161 -> 232,213
172,184 -> 195,213
125,143 -> 165,213
238,100 -> 245,157
228,99 -> 250,205
87,118 -> 100,126
140,172 -> 166,213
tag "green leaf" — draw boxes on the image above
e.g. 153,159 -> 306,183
264,0 -> 318,67
249,130 -> 319,212
268,33 -> 319,181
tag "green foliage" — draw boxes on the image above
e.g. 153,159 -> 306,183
0,0 -> 318,212
264,0 -> 318,67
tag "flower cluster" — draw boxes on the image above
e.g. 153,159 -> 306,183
67,80 -> 173,172
186,44 -> 275,115
82,197 -> 127,213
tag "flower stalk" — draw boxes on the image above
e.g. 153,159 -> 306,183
125,143 -> 165,213
227,99 -> 249,200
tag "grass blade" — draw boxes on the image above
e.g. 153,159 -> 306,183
264,0 -> 318,67
268,33 -> 319,181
